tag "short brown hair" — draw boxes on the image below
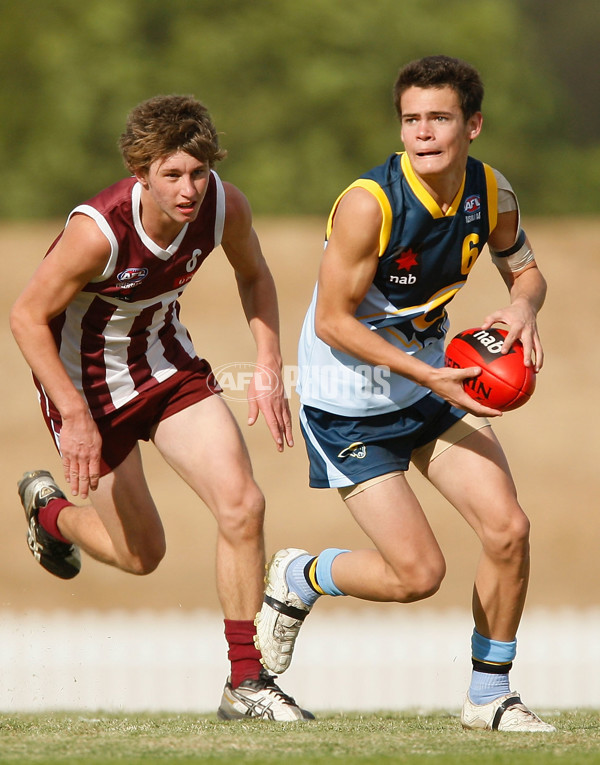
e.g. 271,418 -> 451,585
393,55 -> 484,121
119,94 -> 227,173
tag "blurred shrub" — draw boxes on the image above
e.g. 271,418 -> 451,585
1,0 -> 598,218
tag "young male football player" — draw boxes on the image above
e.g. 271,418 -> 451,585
255,56 -> 555,731
10,94 -> 312,721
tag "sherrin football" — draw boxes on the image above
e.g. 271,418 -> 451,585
444,327 -> 536,411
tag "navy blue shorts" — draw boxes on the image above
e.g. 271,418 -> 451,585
299,392 -> 467,488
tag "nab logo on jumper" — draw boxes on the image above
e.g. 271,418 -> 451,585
389,248 -> 418,286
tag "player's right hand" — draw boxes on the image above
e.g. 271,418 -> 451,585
59,411 -> 103,499
427,365 -> 503,418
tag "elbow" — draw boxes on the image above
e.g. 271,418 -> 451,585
9,304 -> 24,341
314,322 -> 329,345
9,301 -> 37,347
315,302 -> 359,351
539,272 -> 548,302
314,313 -> 339,347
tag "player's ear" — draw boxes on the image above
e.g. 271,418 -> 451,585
467,112 -> 483,141
133,168 -> 150,188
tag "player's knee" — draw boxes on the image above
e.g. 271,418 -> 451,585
387,556 -> 446,603
218,484 -> 265,544
406,559 -> 446,601
481,509 -> 530,563
119,538 -> 167,575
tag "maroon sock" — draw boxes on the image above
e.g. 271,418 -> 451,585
37,497 -> 73,544
224,619 -> 263,687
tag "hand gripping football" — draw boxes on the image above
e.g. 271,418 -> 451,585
444,327 -> 536,411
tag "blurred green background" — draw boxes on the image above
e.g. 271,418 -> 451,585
1,0 -> 599,219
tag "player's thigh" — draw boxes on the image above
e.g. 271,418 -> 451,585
151,394 -> 260,515
92,444 -> 165,551
344,472 -> 443,570
424,425 -> 525,537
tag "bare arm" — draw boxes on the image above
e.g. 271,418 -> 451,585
220,183 -> 293,451
483,211 -> 547,371
9,215 -> 110,497
314,188 -> 502,417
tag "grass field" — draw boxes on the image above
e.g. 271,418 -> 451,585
0,711 -> 599,764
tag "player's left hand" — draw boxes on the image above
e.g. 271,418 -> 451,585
247,364 -> 294,451
481,300 -> 544,373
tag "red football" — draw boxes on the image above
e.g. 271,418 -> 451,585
444,327 -> 536,411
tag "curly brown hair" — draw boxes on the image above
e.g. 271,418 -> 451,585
119,94 -> 227,173
393,55 -> 484,121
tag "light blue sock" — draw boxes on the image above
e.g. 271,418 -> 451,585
469,629 -> 516,705
314,548 -> 349,596
285,554 -> 321,606
285,548 -> 350,605
469,669 -> 511,705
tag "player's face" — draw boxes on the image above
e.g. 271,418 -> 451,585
399,86 -> 482,184
137,152 -> 211,229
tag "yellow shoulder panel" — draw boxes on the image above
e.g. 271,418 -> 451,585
326,179 -> 393,257
483,163 -> 498,234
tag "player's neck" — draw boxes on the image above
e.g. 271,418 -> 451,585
139,199 -> 186,250
414,167 -> 465,214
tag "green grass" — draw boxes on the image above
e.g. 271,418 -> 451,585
0,710 -> 598,764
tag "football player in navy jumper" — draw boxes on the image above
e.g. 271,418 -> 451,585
256,56 -> 555,732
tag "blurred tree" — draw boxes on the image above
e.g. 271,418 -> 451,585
521,0 -> 600,145
0,0 -> 597,219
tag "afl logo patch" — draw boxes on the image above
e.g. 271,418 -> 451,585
117,267 -> 148,290
464,195 -> 481,214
